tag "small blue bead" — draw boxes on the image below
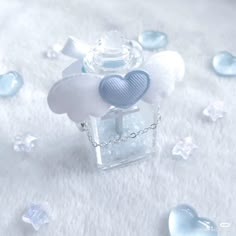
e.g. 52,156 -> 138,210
212,51 -> 236,76
138,30 -> 168,51
0,71 -> 24,97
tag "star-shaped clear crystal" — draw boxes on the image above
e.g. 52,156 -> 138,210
22,204 -> 49,231
44,43 -> 62,59
13,134 -> 37,153
203,101 -> 226,122
172,137 -> 198,160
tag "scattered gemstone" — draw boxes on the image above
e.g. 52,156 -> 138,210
172,137 -> 198,160
212,51 -> 236,76
44,44 -> 63,59
13,134 -> 37,153
169,204 -> 217,236
203,101 -> 226,122
22,204 -> 49,231
138,30 -> 168,51
0,71 -> 23,97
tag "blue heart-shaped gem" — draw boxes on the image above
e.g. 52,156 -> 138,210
99,70 -> 150,108
212,51 -> 236,76
138,30 -> 168,51
169,204 -> 217,236
0,71 -> 23,97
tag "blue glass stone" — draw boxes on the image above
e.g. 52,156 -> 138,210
138,30 -> 168,51
169,204 -> 217,236
0,71 -> 23,97
22,204 -> 49,231
212,51 -> 236,76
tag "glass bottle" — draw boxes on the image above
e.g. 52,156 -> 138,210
79,31 -> 160,170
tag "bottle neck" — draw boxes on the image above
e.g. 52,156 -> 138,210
83,31 -> 143,75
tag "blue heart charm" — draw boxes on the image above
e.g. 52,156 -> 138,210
212,51 -> 236,76
99,70 -> 150,108
138,30 -> 168,51
0,71 -> 23,97
169,205 -> 217,236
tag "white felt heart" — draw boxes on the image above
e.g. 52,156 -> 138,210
47,74 -> 110,122
142,51 -> 185,104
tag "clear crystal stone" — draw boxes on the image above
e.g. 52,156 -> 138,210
45,44 -> 62,59
13,134 -> 37,153
138,30 -> 168,51
22,204 -> 49,231
172,137 -> 197,160
203,101 -> 226,122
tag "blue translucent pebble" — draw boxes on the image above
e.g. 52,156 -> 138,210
212,51 -> 236,76
169,204 -> 217,236
138,30 -> 168,50
0,71 -> 23,97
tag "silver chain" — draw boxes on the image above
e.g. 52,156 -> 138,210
79,113 -> 161,148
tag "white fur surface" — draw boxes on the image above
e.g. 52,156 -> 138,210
0,0 -> 235,236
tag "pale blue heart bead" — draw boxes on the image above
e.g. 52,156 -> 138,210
0,71 -> 24,97
212,51 -> 236,76
138,30 -> 168,51
169,205 -> 217,236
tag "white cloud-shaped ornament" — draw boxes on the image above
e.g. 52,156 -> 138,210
47,74 -> 110,122
47,51 -> 185,123
142,51 -> 185,103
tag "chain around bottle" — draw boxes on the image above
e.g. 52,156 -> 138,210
78,113 -> 161,148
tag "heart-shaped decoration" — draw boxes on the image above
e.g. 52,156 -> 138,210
138,30 -> 168,51
169,204 -> 217,236
0,71 -> 23,97
212,51 -> 236,76
99,70 -> 150,108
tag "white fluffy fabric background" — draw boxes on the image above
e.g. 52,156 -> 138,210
0,0 -> 235,235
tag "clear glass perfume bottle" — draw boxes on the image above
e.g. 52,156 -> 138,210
79,31 -> 160,170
